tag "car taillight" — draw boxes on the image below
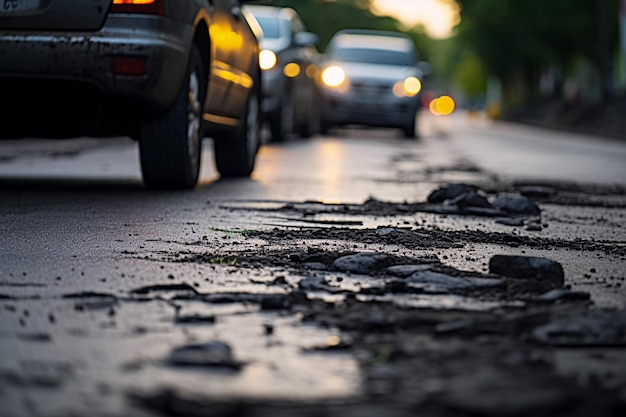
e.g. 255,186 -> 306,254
110,0 -> 164,15
112,56 -> 147,76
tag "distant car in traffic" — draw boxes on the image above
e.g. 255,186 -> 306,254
0,0 -> 262,189
318,29 -> 426,138
247,5 -> 320,142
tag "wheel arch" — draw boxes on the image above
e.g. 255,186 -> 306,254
191,15 -> 211,95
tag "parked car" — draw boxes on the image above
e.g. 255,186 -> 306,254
0,0 -> 263,189
318,29 -> 426,138
246,5 -> 320,142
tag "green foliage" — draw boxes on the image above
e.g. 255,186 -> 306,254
207,257 -> 239,266
454,53 -> 488,98
209,227 -> 250,239
453,0 -> 619,103
270,0 -> 402,51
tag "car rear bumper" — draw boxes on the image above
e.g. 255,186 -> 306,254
0,14 -> 192,112
321,90 -> 419,128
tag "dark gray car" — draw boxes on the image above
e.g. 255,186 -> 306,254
0,0 -> 262,189
247,5 -> 319,142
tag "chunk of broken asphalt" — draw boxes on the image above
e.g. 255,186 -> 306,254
167,341 -> 243,370
495,218 -> 525,227
489,255 -> 564,289
450,191 -> 492,209
386,264 -> 433,278
332,252 -> 393,274
428,183 -> 474,203
519,186 -> 555,199
408,271 -> 505,290
260,294 -> 292,310
533,310 -> 626,346
492,196 -> 541,216
531,289 -> 590,303
525,223 -> 543,232
376,227 -> 399,237
489,255 -> 565,293
174,314 -> 216,325
130,283 -> 199,296
299,276 -> 328,290
303,262 -> 328,271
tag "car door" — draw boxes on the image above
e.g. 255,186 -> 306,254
206,0 -> 255,119
205,0 -> 238,119
224,0 -> 257,117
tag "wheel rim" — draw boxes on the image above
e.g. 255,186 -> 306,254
246,90 -> 260,163
187,69 -> 201,166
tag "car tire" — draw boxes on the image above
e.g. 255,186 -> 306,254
139,45 -> 205,190
269,86 -> 294,142
319,118 -> 331,136
214,72 -> 261,178
298,102 -> 319,139
402,118 -> 417,139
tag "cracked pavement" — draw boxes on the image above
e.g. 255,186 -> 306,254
1,114 -> 625,416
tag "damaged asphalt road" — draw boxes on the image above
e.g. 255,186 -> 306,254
0,119 -> 625,416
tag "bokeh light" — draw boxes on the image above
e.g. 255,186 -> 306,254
259,50 -> 277,70
429,95 -> 456,116
283,63 -> 301,78
321,66 -> 346,88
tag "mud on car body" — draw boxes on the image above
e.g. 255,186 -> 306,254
0,0 -> 263,189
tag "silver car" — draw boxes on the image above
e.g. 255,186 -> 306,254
247,5 -> 319,142
0,0 -> 262,189
318,29 -> 425,138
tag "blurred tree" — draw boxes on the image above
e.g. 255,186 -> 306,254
270,0 -> 402,51
454,52 -> 488,99
454,0 -> 619,106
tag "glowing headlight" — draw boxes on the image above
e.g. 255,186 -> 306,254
393,76 -> 422,97
403,76 -> 422,96
259,50 -> 277,71
321,66 -> 346,88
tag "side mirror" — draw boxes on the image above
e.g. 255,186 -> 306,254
294,32 -> 319,47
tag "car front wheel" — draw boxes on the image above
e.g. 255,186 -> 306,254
402,117 -> 417,139
268,86 -> 294,142
214,74 -> 261,178
139,46 -> 205,189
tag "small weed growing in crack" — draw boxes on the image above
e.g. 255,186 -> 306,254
209,227 -> 251,239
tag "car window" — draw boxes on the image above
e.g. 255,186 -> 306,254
255,16 -> 281,39
333,48 -> 412,66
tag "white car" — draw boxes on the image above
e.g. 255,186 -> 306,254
318,30 -> 426,138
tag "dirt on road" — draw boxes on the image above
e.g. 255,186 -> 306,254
1,142 -> 625,417
119,177 -> 626,417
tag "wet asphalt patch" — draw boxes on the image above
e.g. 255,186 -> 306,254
117,179 -> 625,416
2,177 -> 624,416
123,230 -> 624,416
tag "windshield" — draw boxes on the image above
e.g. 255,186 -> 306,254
332,48 -> 413,66
255,16 -> 281,39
